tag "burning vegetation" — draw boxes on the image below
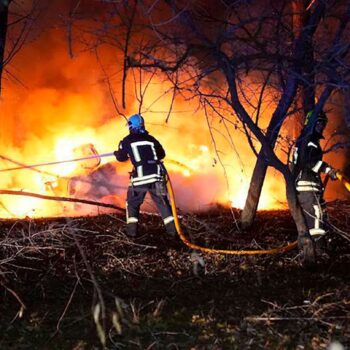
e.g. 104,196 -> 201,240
1,0 -> 350,348
0,1 -> 348,219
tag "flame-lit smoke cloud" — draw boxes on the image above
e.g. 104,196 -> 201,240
0,27 -> 264,218
0,1 -> 348,218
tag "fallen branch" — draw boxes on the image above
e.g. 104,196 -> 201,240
54,278 -> 79,336
1,282 -> 26,320
0,189 -> 125,212
245,316 -> 350,322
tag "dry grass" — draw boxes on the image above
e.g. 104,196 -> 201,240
0,202 -> 349,349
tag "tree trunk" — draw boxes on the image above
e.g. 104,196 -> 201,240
284,173 -> 308,236
241,0 -> 323,229
241,85 -> 332,230
0,0 -> 10,94
240,75 -> 298,228
240,156 -> 267,228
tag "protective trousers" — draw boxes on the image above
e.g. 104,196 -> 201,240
298,191 -> 327,238
125,182 -> 176,237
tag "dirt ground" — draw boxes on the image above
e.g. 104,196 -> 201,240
0,201 -> 349,349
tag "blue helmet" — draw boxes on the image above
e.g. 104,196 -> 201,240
127,114 -> 145,133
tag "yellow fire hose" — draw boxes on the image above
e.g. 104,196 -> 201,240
166,170 -> 350,256
336,171 -> 350,192
166,176 -> 298,255
3,150 -> 348,255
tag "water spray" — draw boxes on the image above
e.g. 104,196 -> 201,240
0,152 -> 115,173
0,153 -> 193,174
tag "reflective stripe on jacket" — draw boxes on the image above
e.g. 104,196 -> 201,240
115,132 -> 166,186
292,136 -> 331,192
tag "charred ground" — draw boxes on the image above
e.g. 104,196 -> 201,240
0,202 -> 350,349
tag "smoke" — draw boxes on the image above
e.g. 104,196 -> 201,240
1,25 -> 255,217
1,1 -> 348,218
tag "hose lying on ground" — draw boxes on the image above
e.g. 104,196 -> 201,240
166,175 -> 298,255
166,170 -> 350,256
2,152 -> 349,255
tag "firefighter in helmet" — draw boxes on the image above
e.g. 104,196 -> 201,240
114,114 -> 177,237
292,110 -> 338,254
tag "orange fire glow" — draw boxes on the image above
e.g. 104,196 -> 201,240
0,30 -> 288,219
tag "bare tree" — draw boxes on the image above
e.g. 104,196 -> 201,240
77,0 -> 350,261
241,0 -> 322,228
0,0 -> 11,94
0,0 -> 39,95
241,0 -> 350,227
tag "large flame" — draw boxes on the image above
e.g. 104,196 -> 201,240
0,28 -> 288,219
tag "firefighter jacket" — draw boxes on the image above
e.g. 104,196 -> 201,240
292,134 -> 332,192
115,132 -> 166,186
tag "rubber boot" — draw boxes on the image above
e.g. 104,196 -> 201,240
313,235 -> 329,259
126,222 -> 138,237
298,233 -> 316,266
165,221 -> 177,237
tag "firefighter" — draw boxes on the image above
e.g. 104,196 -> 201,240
292,110 -> 338,254
114,114 -> 177,237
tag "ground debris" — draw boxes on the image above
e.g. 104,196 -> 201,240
0,202 -> 349,349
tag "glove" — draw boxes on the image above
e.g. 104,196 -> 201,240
328,168 -> 338,180
113,150 -> 118,159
